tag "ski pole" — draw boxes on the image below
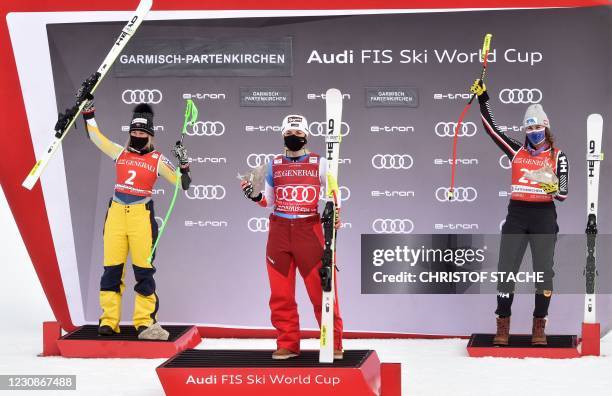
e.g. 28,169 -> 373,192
147,99 -> 198,263
448,33 -> 492,200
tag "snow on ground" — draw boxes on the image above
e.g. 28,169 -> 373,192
2,333 -> 612,396
3,188 -> 612,396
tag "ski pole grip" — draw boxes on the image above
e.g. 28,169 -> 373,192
481,33 -> 492,62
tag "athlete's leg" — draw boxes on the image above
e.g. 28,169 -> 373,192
295,220 -> 343,350
100,201 -> 129,332
528,206 -> 558,317
266,216 -> 300,352
496,209 -> 529,317
127,201 -> 159,329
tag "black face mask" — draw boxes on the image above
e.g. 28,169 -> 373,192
284,135 -> 307,152
129,136 -> 149,152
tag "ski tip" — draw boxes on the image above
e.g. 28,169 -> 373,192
587,113 -> 603,125
22,178 -> 36,190
325,88 -> 342,98
22,164 -> 41,190
138,0 -> 154,12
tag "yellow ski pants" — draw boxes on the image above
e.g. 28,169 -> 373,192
99,201 -> 159,332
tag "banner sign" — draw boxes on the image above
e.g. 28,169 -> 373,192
115,37 -> 293,77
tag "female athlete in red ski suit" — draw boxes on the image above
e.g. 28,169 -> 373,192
241,115 -> 343,360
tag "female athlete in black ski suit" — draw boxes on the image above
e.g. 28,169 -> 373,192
471,80 -> 569,346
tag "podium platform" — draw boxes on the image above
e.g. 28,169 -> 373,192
467,333 -> 579,359
53,324 -> 201,358
157,349 -> 399,395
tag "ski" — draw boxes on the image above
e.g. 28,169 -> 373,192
22,0 -> 153,190
584,113 -> 603,324
319,88 -> 343,363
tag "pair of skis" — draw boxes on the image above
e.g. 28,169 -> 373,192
319,88 -> 343,363
22,0 -> 153,190
585,114 -> 603,324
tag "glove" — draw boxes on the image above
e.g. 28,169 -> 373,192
240,179 -> 262,202
470,79 -> 486,96
75,72 -> 99,103
77,84 -> 95,120
172,141 -> 189,166
241,179 -> 255,199
540,182 -> 559,195
82,97 -> 95,119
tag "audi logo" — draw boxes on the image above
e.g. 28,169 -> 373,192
184,185 -> 226,200
248,217 -> 269,232
247,153 -> 277,168
435,121 -> 478,137
435,187 -> 478,202
372,218 -> 414,234
499,89 -> 542,104
371,154 -> 414,170
319,186 -> 351,202
309,121 -> 350,137
276,186 -> 318,203
186,121 -> 225,136
499,155 -> 512,170
121,89 -> 163,104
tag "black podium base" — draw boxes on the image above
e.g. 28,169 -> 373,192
467,333 -> 579,358
57,325 -> 201,358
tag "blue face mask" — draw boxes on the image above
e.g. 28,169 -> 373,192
526,127 -> 546,146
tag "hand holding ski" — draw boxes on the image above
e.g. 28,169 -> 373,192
54,73 -> 99,138
81,95 -> 96,118
22,0 -> 153,190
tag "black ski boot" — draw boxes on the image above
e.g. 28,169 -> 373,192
98,325 -> 115,336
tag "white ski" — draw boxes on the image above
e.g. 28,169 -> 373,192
22,0 -> 153,190
319,88 -> 343,363
584,113 -> 603,323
